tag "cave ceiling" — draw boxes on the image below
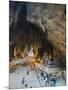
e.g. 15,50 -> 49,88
9,1 -> 66,57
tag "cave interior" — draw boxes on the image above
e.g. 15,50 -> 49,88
9,1 -> 66,67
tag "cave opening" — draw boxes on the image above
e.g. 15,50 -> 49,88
9,2 -> 66,88
9,1 -> 66,68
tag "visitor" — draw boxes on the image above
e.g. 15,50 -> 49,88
30,86 -> 32,88
50,76 -> 54,86
45,56 -> 49,65
64,70 -> 66,81
27,70 -> 30,75
40,71 -> 45,79
25,84 -> 28,87
45,77 -> 48,86
50,75 -> 56,86
22,78 -> 25,85
45,72 -> 49,86
38,76 -> 39,79
28,46 -> 34,57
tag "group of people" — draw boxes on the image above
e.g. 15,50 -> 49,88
21,70 -> 32,88
40,70 -> 57,86
22,77 -> 28,88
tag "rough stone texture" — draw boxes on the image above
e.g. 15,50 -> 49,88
9,2 -> 66,65
26,3 -> 66,56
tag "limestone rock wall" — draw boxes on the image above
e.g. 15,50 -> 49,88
26,3 -> 66,56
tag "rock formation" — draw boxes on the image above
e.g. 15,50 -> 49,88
9,1 -> 66,66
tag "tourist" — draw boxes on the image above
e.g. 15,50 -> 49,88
45,72 -> 49,86
50,75 -> 56,86
40,71 -> 45,79
30,86 -> 32,88
28,46 -> 34,57
27,70 -> 30,75
50,76 -> 54,86
45,77 -> 48,86
22,78 -> 25,85
64,70 -> 66,80
45,56 -> 49,65
25,84 -> 28,87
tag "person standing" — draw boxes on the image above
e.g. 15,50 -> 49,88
22,78 -> 25,85
50,75 -> 56,86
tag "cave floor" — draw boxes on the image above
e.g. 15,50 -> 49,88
9,60 -> 66,89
